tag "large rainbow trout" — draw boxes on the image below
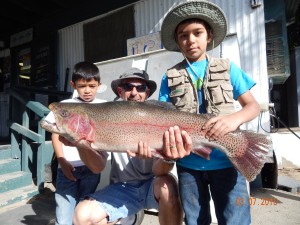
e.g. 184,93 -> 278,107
41,101 -> 271,181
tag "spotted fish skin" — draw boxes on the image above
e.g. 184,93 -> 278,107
40,101 -> 272,181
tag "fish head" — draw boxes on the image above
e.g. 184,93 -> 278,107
41,102 -> 95,143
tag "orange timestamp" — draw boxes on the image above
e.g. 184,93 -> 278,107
235,197 -> 278,206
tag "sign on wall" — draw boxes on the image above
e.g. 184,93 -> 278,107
127,32 -> 162,56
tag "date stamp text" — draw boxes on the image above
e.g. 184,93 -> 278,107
236,197 -> 278,206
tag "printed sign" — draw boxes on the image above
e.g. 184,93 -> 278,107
127,32 -> 162,56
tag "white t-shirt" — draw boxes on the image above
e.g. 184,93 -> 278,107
44,97 -> 106,168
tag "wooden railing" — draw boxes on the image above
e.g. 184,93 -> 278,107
9,88 -> 50,190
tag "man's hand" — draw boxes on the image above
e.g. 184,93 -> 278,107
162,126 -> 192,159
127,141 -> 152,159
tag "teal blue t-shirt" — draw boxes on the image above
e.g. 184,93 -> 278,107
158,58 -> 256,170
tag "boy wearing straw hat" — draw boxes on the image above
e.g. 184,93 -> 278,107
159,1 -> 260,225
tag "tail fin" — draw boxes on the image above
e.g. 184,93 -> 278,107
229,132 -> 272,182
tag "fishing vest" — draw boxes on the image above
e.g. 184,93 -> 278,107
166,55 -> 235,115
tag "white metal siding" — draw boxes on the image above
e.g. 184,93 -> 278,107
134,0 -> 179,36
57,23 -> 84,92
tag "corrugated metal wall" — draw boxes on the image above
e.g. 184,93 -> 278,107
134,0 -> 179,36
57,23 -> 85,92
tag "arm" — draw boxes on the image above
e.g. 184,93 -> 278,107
77,147 -> 108,174
202,90 -> 260,140
132,142 -> 175,176
152,158 -> 174,176
58,136 -> 108,174
52,133 -> 76,181
127,141 -> 174,175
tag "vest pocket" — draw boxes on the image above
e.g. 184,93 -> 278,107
169,84 -> 186,97
207,83 -> 233,104
172,96 -> 189,108
210,72 -> 230,81
168,77 -> 184,87
167,69 -> 185,87
221,83 -> 234,103
207,85 -> 222,103
169,85 -> 192,108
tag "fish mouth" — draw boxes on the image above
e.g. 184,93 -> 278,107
40,120 -> 61,134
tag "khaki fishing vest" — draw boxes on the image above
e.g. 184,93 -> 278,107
166,56 -> 235,115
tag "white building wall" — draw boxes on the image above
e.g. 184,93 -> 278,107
134,0 -> 178,36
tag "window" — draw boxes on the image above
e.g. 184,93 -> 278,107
84,6 -> 135,62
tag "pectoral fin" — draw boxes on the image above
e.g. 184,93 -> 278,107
192,146 -> 212,160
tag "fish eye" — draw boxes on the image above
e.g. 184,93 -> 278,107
60,110 -> 69,117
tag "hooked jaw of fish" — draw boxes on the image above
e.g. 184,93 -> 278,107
40,119 -> 61,134
40,117 -> 81,145
39,103 -> 65,135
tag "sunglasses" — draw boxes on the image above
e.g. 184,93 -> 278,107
121,83 -> 148,92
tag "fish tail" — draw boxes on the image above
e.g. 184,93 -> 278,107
228,132 -> 272,181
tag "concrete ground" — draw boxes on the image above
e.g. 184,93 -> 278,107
0,169 -> 299,225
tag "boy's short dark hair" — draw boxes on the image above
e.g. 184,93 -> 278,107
72,61 -> 100,83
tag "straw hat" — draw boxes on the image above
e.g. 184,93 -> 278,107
161,0 -> 227,52
111,68 -> 157,97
